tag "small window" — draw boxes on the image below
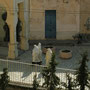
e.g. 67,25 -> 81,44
63,0 -> 68,3
84,17 -> 90,30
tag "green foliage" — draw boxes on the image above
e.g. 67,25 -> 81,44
42,53 -> 60,90
0,68 -> 9,90
32,74 -> 39,90
61,74 -> 77,90
76,52 -> 90,90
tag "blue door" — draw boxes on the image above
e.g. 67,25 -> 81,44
45,10 -> 56,39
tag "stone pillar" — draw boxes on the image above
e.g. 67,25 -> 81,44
20,35 -> 29,50
7,11 -> 18,59
18,2 -> 29,50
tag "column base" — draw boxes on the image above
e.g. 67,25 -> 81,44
8,43 -> 18,59
20,36 -> 29,50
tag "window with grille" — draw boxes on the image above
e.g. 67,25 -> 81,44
85,17 -> 90,30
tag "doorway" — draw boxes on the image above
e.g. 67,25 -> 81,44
45,10 -> 56,39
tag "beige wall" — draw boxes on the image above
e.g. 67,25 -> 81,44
1,0 -> 90,41
29,0 -> 80,40
80,0 -> 90,34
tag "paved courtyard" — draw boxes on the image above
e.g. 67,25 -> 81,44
0,43 -> 90,70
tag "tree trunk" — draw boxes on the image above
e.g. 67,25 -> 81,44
80,85 -> 85,90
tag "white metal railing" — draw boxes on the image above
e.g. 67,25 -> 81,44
0,59 -> 89,89
0,59 -> 76,83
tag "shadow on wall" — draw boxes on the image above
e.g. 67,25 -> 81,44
2,11 -> 10,42
0,5 -> 6,42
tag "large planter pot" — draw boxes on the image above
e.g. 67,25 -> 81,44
43,46 -> 55,54
59,50 -> 72,59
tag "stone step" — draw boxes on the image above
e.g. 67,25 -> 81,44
29,40 -> 75,46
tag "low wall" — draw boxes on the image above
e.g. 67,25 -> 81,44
0,83 -> 46,90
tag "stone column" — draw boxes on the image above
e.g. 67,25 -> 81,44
7,11 -> 18,59
19,2 -> 29,50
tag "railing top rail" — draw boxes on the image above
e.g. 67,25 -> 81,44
56,67 -> 77,72
0,58 -> 45,67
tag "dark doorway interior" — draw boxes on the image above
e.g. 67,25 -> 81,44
3,23 -> 10,42
45,10 -> 56,39
2,11 -> 10,42
16,18 -> 22,42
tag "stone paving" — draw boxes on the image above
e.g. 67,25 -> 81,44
16,45 -> 90,70
0,44 -> 90,70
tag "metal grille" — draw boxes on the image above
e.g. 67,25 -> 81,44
85,17 -> 90,30
0,59 -> 89,89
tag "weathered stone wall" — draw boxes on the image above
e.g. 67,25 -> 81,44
0,84 -> 46,90
29,0 -> 80,40
80,0 -> 90,34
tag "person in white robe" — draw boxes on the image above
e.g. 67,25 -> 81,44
45,48 -> 52,66
32,45 -> 39,63
38,43 -> 42,62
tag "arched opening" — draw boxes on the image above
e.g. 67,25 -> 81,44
2,11 -> 10,42
0,7 -> 9,58
17,2 -> 29,50
0,6 -> 6,43
16,17 -> 22,42
16,2 -> 24,49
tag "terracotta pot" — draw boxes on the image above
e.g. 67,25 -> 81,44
43,46 -> 55,54
59,50 -> 72,59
